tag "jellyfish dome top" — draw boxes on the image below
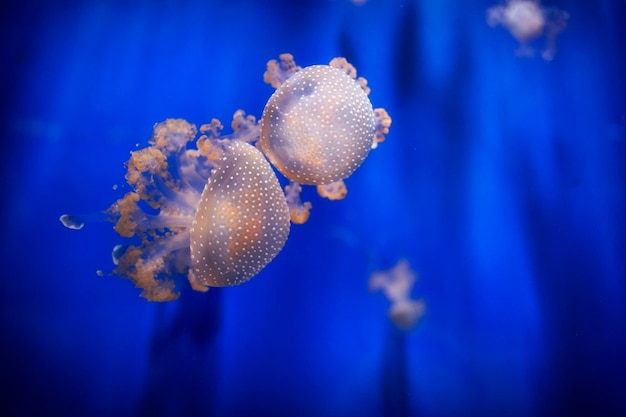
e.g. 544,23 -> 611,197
60,54 -> 392,302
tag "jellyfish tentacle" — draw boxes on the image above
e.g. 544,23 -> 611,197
59,212 -> 113,230
317,180 -> 348,201
372,108 -> 392,149
264,53 -> 302,89
230,110 -> 261,143
151,174 -> 200,214
284,182 -> 312,224
173,148 -> 211,192
329,57 -> 370,95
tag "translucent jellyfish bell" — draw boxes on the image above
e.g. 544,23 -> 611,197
190,140 -> 290,287
259,64 -> 375,185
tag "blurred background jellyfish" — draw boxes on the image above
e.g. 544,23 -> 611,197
60,54 -> 391,301
369,259 -> 426,330
487,0 -> 569,60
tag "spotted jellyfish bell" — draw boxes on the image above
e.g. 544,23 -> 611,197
190,139 -> 290,287
259,56 -> 390,186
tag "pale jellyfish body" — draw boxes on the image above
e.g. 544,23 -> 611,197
259,65 -> 375,185
190,140 -> 289,287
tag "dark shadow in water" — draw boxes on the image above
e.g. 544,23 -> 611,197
518,132 -> 626,416
393,0 -> 421,103
136,285 -> 222,417
381,325 -> 411,417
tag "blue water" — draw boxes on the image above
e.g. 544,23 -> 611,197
1,0 -> 625,416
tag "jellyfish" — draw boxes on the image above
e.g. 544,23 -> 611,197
369,259 -> 426,330
61,54 -> 391,301
260,62 -> 374,185
487,0 -> 569,61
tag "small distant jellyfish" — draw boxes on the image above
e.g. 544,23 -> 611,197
487,0 -> 569,61
60,54 -> 391,301
369,259 -> 426,330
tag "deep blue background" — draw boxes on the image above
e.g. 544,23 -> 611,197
1,0 -> 625,416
